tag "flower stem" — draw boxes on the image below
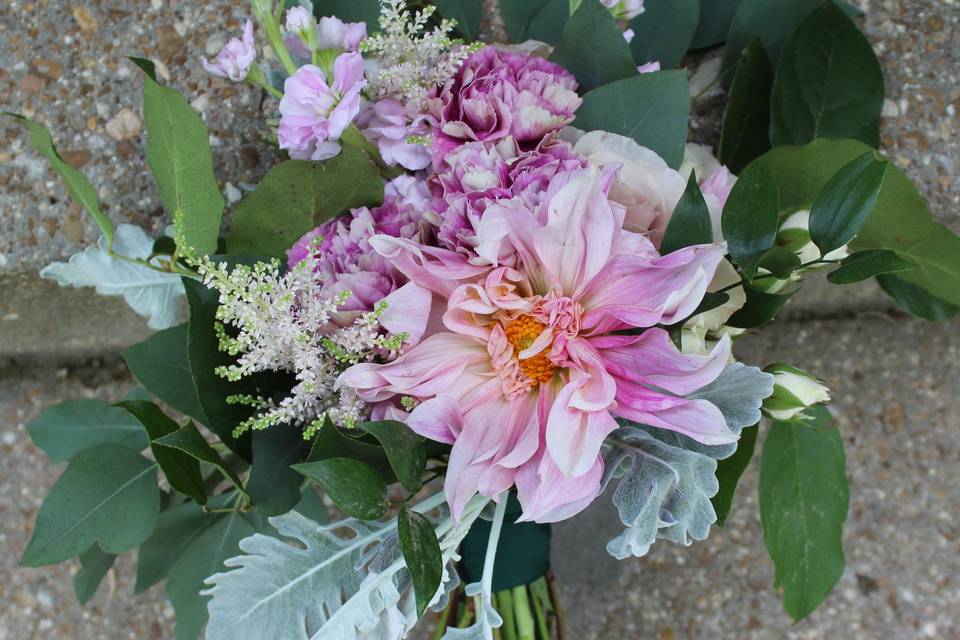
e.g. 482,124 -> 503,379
511,586 -> 535,640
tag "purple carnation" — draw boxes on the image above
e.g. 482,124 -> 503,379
428,46 -> 582,168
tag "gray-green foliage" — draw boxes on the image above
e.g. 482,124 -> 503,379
27,399 -> 148,462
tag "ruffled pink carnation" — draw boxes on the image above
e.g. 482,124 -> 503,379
362,99 -> 433,171
277,53 -> 366,161
428,46 -> 582,167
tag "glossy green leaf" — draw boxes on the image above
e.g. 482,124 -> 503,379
228,149 -> 384,258
826,250 -> 915,285
154,422 -> 246,495
436,0 -> 482,41
574,71 -> 690,168
131,58 -> 223,258
499,0 -> 552,43
527,0 -> 569,45
247,423 -> 312,517
135,500 -> 217,594
293,486 -> 330,523
7,113 -> 113,245
660,172 -> 713,255
183,277 -> 252,461
627,0 -> 699,69
721,0 -> 861,84
122,323 -> 206,423
758,247 -> 802,279
760,406 -> 848,621
74,544 -> 116,606
359,420 -> 428,493
712,423 -> 757,527
718,38 -> 773,173
306,416 -> 397,482
876,275 -> 960,322
167,509 -> 265,640
398,506 -> 444,617
549,0 -> 637,92
117,400 -> 206,505
727,285 -> 794,328
769,3 -> 884,148
808,152 -> 886,255
721,160 -> 780,278
27,399 -> 148,462
313,0 -> 381,27
293,458 -> 388,521
690,0 -> 740,49
21,444 -> 160,566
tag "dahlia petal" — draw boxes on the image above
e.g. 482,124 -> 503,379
546,379 -> 619,477
515,449 -> 603,523
406,396 -> 461,444
614,384 -> 737,445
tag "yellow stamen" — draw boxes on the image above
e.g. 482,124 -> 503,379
504,316 -> 556,384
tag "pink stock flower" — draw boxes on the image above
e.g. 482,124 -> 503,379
636,61 -> 661,74
278,53 -> 366,160
285,6 -> 314,33
317,16 -> 367,51
428,46 -> 582,168
362,99 -> 433,171
338,167 -> 734,523
203,20 -> 256,81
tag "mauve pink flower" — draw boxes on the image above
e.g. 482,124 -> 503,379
338,166 -> 733,523
317,16 -> 367,51
428,46 -> 582,167
203,20 -> 256,81
278,53 -> 366,160
285,6 -> 313,33
362,99 -> 433,171
636,61 -> 661,74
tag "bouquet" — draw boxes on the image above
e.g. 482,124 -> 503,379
14,0 -> 960,638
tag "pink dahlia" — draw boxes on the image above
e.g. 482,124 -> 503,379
277,53 -> 366,161
428,46 -> 582,167
338,167 -> 734,523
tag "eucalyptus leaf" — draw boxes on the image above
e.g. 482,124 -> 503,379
293,458 -> 389,520
8,113 -> 113,245
721,159 -> 780,279
40,224 -> 185,330
827,250 -> 915,285
436,0 -> 482,41
718,38 -> 773,173
808,151 -> 886,255
135,500 -> 218,594
499,0 -> 552,43
154,422 -> 246,495
759,406 -> 848,621
131,57 -> 223,258
21,444 -> 160,566
228,150 -> 384,258
122,323 -> 206,423
660,172 -> 713,255
573,71 -> 690,168
876,274 -> 960,322
248,423 -> 312,517
398,507 -> 444,617
711,424 -> 757,527
690,0 -> 739,49
549,0 -> 637,92
527,0 -> 569,45
74,544 -> 116,606
27,399 -> 148,462
359,420 -> 428,493
313,0 -> 381,27
627,0 -> 699,69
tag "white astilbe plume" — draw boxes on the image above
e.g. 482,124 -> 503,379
361,0 -> 478,110
195,254 -> 406,438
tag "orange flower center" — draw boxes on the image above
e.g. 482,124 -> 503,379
504,315 -> 556,384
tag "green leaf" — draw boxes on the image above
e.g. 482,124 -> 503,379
436,0 -> 482,41
727,285 -> 794,328
293,458 -> 388,520
757,139 -> 960,305
549,0 -> 637,92
398,506 -> 444,617
573,71 -> 691,168
135,500 -> 217,594
826,250 -> 915,285
27,399 -> 148,462
7,113 -> 113,245
122,323 -> 206,423
154,422 -> 246,495
358,420 -> 428,493
228,150 -> 384,258
247,424 -> 312,517
313,0 -> 381,27
293,486 -> 330,523
500,0 -> 552,43
721,160 -> 780,278
769,3 -> 884,148
627,0 -> 700,69
167,509 -> 265,640
74,544 -> 116,606
306,416 -> 397,482
757,246 -> 802,280
718,38 -> 773,173
116,400 -> 206,505
690,0 -> 740,49
660,172 -> 713,255
759,406 -> 848,621
876,274 -> 960,321
712,423 -> 757,527
721,0 -> 861,84
21,444 -> 160,566
183,277 -> 252,461
131,58 -> 223,258
808,151 -> 886,255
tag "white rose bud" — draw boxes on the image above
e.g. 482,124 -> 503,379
762,363 -> 831,421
